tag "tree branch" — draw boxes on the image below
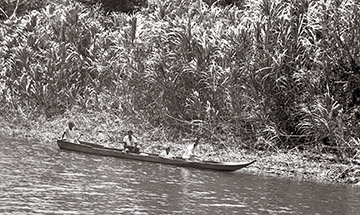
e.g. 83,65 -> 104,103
10,0 -> 20,19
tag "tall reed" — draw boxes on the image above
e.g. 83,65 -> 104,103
1,0 -> 359,156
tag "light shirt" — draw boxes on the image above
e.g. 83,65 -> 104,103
63,127 -> 76,143
159,151 -> 175,159
123,135 -> 138,147
182,143 -> 195,160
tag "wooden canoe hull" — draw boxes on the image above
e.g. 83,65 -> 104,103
57,140 -> 256,172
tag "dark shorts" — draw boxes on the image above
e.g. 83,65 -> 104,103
125,145 -> 140,153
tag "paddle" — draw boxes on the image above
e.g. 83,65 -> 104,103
75,133 -> 83,144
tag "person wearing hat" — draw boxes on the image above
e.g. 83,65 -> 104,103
159,146 -> 175,159
62,121 -> 80,144
123,130 -> 140,153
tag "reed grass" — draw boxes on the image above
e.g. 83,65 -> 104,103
1,0 -> 360,160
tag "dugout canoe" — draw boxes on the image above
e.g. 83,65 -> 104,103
57,139 -> 256,172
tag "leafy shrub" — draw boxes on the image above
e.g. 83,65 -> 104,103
0,0 -> 47,19
77,0 -> 148,13
1,0 -> 360,155
202,0 -> 245,8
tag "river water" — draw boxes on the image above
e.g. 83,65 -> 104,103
0,137 -> 359,215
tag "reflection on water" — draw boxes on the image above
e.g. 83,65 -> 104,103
0,137 -> 359,215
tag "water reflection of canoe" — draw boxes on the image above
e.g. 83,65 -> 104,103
57,140 -> 256,172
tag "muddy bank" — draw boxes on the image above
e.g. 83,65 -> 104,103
1,110 -> 359,185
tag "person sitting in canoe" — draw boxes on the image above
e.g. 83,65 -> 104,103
159,146 -> 175,159
123,130 -> 140,153
61,121 -> 80,144
182,138 -> 200,160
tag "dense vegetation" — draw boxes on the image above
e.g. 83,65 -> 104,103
1,0 -> 360,160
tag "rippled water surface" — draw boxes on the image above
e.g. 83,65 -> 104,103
1,137 -> 359,214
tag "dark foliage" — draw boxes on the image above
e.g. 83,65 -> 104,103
0,0 -> 47,20
77,0 -> 148,13
203,0 -> 245,8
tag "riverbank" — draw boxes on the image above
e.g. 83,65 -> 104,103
1,110 -> 359,185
